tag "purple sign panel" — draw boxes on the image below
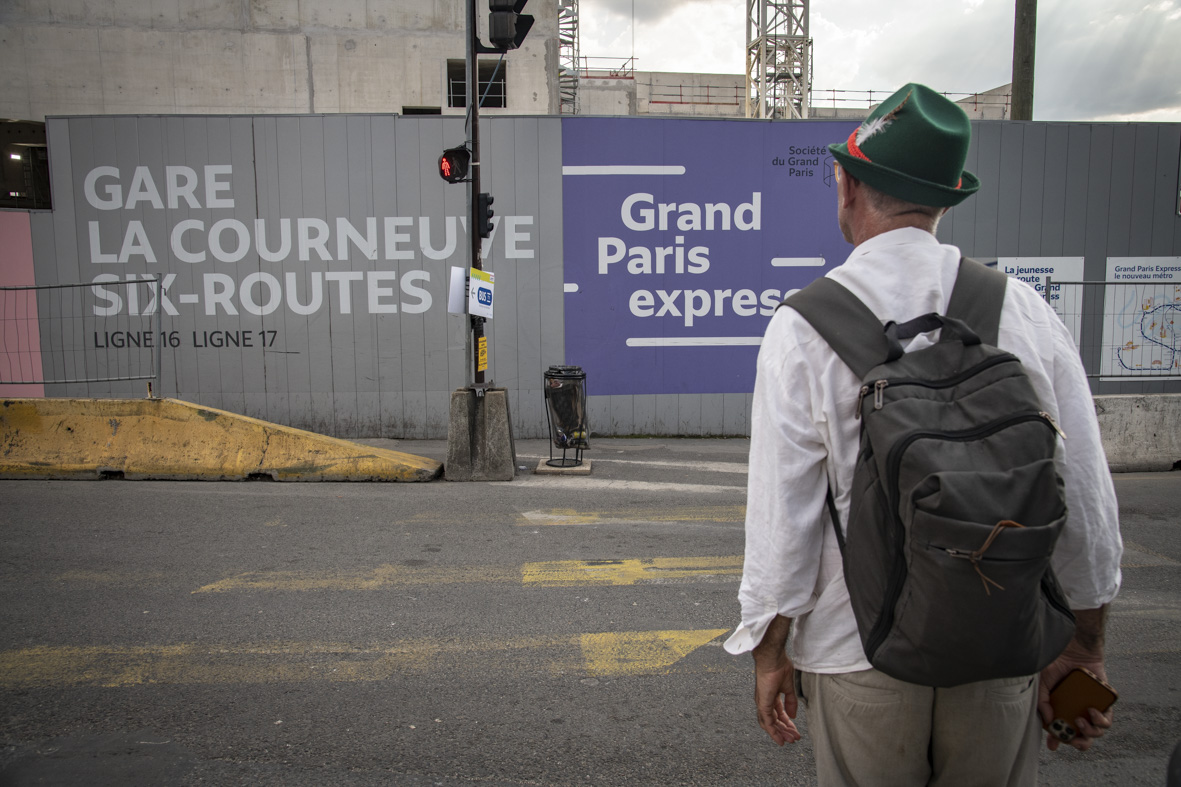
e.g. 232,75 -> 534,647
561,117 -> 857,395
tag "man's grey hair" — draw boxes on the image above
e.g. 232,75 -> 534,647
861,181 -> 944,231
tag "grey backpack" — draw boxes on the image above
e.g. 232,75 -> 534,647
784,258 -> 1076,687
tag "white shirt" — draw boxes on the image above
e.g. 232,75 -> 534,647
724,228 -> 1123,673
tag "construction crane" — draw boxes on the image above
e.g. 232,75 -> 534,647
746,0 -> 812,119
559,0 -> 580,114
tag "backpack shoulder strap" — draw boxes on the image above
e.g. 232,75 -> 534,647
782,276 -> 888,380
946,257 -> 1008,346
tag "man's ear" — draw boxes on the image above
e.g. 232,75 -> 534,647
839,172 -> 859,207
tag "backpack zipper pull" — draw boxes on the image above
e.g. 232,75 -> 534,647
874,380 -> 889,410
1040,411 -> 1067,439
856,385 -> 870,419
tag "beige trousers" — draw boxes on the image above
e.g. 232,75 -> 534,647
798,668 -> 1042,787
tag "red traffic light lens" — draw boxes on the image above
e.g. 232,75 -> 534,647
438,146 -> 471,183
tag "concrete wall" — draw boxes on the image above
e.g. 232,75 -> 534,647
0,0 -> 559,120
576,78 -> 634,116
574,71 -> 745,118
636,72 -> 745,118
1094,394 -> 1181,471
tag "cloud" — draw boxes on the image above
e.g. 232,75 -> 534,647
1034,0 -> 1181,119
579,0 -> 746,72
583,0 -> 697,24
576,0 -> 1181,120
811,0 -> 1013,95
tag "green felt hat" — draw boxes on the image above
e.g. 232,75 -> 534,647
828,83 -> 980,207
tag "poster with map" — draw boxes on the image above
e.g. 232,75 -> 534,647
1102,258 -> 1181,379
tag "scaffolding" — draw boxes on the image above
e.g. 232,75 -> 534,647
745,0 -> 811,119
558,0 -> 580,114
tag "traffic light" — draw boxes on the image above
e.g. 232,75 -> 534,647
438,145 -> 471,183
488,0 -> 533,51
477,192 -> 495,238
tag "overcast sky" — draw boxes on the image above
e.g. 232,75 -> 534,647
576,0 -> 1181,121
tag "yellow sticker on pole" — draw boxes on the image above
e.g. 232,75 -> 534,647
477,336 -> 488,372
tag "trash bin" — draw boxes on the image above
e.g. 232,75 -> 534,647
543,365 -> 588,467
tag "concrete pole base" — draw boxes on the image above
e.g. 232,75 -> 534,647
445,387 -> 517,481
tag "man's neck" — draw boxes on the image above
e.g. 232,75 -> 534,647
850,215 -> 939,247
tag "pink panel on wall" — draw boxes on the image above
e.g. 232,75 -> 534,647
0,211 -> 46,397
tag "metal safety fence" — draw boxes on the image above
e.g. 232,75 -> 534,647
0,276 -> 160,392
1044,278 -> 1181,379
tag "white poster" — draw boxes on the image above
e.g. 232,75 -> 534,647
1102,257 -> 1181,378
998,257 -> 1085,348
448,266 -> 468,315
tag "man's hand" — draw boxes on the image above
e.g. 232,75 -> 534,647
754,649 -> 801,745
752,615 -> 802,746
1038,607 -> 1113,752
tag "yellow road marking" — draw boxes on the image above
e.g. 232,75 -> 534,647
193,564 -> 519,593
582,629 -> 730,677
191,555 -> 743,593
0,630 -> 729,687
522,556 -> 743,587
518,505 -> 745,526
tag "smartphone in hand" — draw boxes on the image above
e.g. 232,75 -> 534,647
1045,668 -> 1118,744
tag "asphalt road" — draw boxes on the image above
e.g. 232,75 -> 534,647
1,438 -> 1178,786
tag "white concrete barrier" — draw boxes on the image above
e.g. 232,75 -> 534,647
1094,394 -> 1181,473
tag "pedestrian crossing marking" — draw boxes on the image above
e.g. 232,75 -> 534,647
581,629 -> 730,677
518,505 -> 745,526
522,556 -> 743,586
192,564 -> 519,593
0,629 -> 731,687
192,555 -> 743,593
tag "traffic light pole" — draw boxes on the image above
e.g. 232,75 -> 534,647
467,0 -> 487,389
445,0 -> 527,481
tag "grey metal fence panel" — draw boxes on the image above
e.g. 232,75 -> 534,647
1109,125 -> 1138,256
1130,125 -> 1160,257
371,115 -> 404,437
394,115 -> 428,438
971,121 -> 1004,259
1062,125 -> 1092,260
322,114 -> 355,434
279,115 -> 314,429
251,115 -> 285,426
532,117 -> 566,439
996,122 -> 1025,257
1152,126 -> 1181,255
723,392 -> 751,436
1017,123 -> 1048,255
1040,124 -> 1071,256
1,279 -> 158,389
347,115 -> 381,437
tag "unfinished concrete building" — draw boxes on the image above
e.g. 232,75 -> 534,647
0,0 -> 562,121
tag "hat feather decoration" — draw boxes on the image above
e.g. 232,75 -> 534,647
854,89 -> 912,147
854,115 -> 892,147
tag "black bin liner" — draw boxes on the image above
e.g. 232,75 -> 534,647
544,365 -> 589,450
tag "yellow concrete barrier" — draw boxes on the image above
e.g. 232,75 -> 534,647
0,398 -> 442,481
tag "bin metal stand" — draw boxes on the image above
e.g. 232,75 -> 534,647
543,365 -> 589,468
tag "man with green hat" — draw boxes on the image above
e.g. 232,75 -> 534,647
725,83 -> 1122,784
